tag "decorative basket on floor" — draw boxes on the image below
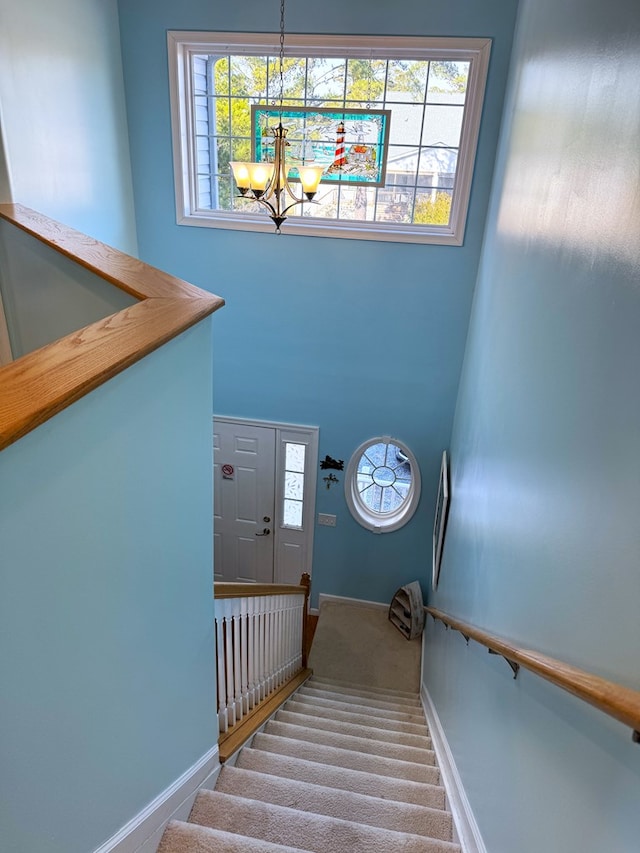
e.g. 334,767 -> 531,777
388,580 -> 425,640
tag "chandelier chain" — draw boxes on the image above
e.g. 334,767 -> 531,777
278,0 -> 285,110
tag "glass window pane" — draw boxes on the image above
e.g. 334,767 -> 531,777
422,104 -> 464,148
230,99 -> 251,137
213,58 -> 230,95
381,486 -> 404,513
345,58 -> 385,106
334,185 -> 376,222
414,190 -> 452,226
386,59 -> 429,101
387,102 -> 424,147
385,145 -> 419,184
284,499 -> 303,528
427,62 -> 469,101
361,483 -> 383,512
418,148 -> 458,188
375,195 -> 413,224
285,471 -> 304,500
307,57 -> 346,101
285,442 -> 306,472
229,55 -> 263,98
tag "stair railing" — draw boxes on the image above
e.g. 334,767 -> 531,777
426,607 -> 640,742
214,573 -> 312,761
0,203 -> 224,451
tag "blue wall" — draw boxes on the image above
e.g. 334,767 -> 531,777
424,0 -> 640,849
0,324 -> 217,853
0,221 -> 135,358
117,0 -> 518,606
0,0 -> 137,254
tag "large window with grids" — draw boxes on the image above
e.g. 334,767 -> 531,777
168,33 -> 491,245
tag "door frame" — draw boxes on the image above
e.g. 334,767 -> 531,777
213,415 -> 319,583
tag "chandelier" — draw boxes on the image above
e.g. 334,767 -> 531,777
230,0 -> 324,233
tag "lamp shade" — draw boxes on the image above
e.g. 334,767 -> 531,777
230,161 -> 251,189
298,165 -> 325,196
247,162 -> 274,192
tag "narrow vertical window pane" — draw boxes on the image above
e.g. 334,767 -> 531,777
285,471 -> 304,500
285,442 -> 306,472
284,499 -> 304,528
283,442 -> 306,529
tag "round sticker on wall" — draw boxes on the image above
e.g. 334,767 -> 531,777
221,464 -> 234,480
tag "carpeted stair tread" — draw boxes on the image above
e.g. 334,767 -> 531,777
157,600 -> 456,853
189,790 -> 461,853
215,765 -> 454,840
298,685 -> 424,716
307,677 -> 422,707
276,708 -> 432,749
309,675 -> 422,700
283,698 -> 429,736
236,748 -> 447,809
251,732 -> 441,784
291,691 -> 427,725
264,719 -> 436,765
157,819 -> 312,852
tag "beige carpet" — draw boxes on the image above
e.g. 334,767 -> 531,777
157,602 -> 453,853
157,677 -> 457,853
308,599 -> 422,692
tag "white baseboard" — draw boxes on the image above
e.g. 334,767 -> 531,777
318,592 -> 388,612
92,745 -> 221,853
421,686 -> 487,853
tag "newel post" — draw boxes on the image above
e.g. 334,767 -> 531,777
300,572 -> 311,668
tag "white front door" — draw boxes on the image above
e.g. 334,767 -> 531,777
213,421 -> 276,583
213,417 -> 319,586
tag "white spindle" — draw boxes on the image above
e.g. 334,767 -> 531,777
295,597 -> 303,670
223,600 -> 236,728
278,595 -> 286,686
215,607 -> 228,733
240,596 -> 249,715
274,596 -> 281,688
231,600 -> 242,722
215,586 -> 308,740
258,594 -> 266,701
267,599 -> 276,694
247,596 -> 256,710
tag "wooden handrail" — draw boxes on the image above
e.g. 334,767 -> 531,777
426,607 -> 640,740
215,582 -> 308,599
0,204 -> 224,451
214,574 -> 312,664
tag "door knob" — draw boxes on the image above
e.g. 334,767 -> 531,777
255,527 -> 271,536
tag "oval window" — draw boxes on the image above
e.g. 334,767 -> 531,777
345,436 -> 421,533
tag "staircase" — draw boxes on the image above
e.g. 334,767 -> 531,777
158,675 -> 460,853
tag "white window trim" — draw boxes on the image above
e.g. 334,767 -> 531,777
168,32 -> 491,246
345,436 -> 422,533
